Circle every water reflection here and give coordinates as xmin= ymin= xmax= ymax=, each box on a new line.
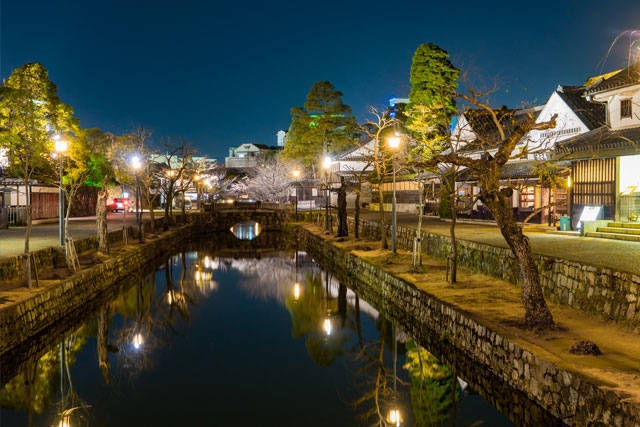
xmin=0 ymin=239 xmax=557 ymax=426
xmin=230 ymin=220 xmax=261 ymax=240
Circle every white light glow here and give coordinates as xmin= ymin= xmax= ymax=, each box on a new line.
xmin=294 ymin=283 xmax=300 ymax=300
xmin=323 ymin=318 xmax=332 ymax=335
xmin=131 ymin=156 xmax=142 ymax=170
xmin=133 ymin=333 xmax=143 ymax=349
xmin=323 ymin=157 xmax=332 ymax=169
xmin=55 ymin=139 xmax=68 ymax=153
xmin=388 ymin=137 xmax=400 ymax=149
xmin=388 ymin=409 xmax=401 ymax=426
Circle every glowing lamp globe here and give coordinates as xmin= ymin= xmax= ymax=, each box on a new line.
xmin=388 ymin=137 xmax=401 ymax=149
xmin=55 ymin=139 xmax=68 ymax=153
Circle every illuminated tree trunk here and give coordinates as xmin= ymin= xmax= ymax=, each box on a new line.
xmin=337 ymin=177 xmax=348 ymax=237
xmin=96 ymin=177 xmax=109 ymax=254
xmin=481 ymin=180 xmax=554 ymax=329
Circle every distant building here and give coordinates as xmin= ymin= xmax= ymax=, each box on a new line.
xmin=277 ymin=130 xmax=287 ymax=147
xmin=225 ymin=143 xmax=282 ymax=169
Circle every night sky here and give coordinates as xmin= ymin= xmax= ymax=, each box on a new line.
xmin=2 ymin=0 xmax=639 ymax=160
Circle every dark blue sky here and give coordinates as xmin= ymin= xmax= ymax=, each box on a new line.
xmin=2 ymin=0 xmax=639 ymax=160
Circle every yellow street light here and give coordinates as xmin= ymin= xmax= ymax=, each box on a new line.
xmin=567 ymin=176 xmax=572 ymax=188
xmin=388 ymin=137 xmax=401 ymax=149
xmin=292 ymin=169 xmax=300 ymax=178
xmin=55 ymin=139 xmax=68 ymax=153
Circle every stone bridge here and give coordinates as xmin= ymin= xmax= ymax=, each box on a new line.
xmin=201 ymin=204 xmax=292 ymax=232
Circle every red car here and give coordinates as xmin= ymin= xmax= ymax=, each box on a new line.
xmin=107 ymin=198 xmax=132 ymax=213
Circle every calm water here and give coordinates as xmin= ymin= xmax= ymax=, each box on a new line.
xmin=0 ymin=231 xmax=555 ymax=426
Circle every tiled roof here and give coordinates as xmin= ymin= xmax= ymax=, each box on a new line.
xmin=555 ymin=86 xmax=605 ymax=130
xmin=556 ymin=126 xmax=640 ymax=158
xmin=585 ymin=62 xmax=640 ymax=95
xmin=458 ymin=160 xmax=570 ymax=181
xmin=461 ymin=106 xmax=541 ymax=150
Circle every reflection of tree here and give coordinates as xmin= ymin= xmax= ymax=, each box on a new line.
xmin=403 ymin=340 xmax=458 ymax=426
xmin=0 ymin=334 xmax=86 ymax=420
xmin=352 ymin=317 xmax=402 ymax=427
xmin=284 ymin=270 xmax=354 ymax=366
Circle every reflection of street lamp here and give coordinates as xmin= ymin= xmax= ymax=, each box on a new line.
xmin=58 ymin=414 xmax=71 ymax=427
xmin=131 ymin=156 xmax=142 ymax=241
xmin=55 ymin=136 xmax=68 ymax=247
xmin=292 ymin=169 xmax=300 ymax=220
xmin=388 ymin=137 xmax=401 ymax=254
xmin=323 ymin=157 xmax=332 ymax=231
xmin=294 ymin=283 xmax=300 ymax=300
xmin=323 ymin=317 xmax=332 ymax=336
xmin=387 ymin=409 xmax=402 ymax=426
xmin=132 ymin=333 xmax=143 ymax=350
xmin=387 ymin=321 xmax=402 ymax=426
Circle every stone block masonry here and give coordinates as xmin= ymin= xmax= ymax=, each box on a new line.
xmin=0 ymin=222 xmax=195 ymax=356
xmin=294 ymin=225 xmax=640 ymax=426
xmin=319 ymin=213 xmax=640 ymax=330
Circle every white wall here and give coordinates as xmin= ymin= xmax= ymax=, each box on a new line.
xmin=592 ymin=84 xmax=640 ymax=130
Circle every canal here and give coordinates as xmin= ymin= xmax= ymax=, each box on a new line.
xmin=0 ymin=228 xmax=561 ymax=426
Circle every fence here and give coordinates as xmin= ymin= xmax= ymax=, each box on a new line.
xmin=7 ymin=207 xmax=27 ymax=226
xmin=0 ymin=208 xmax=7 ymax=229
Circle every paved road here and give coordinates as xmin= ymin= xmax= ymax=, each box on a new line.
xmin=351 ymin=210 xmax=640 ymax=275
xmin=0 ymin=212 xmax=165 ymax=259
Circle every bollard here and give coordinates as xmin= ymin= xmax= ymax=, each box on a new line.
xmin=123 ymin=227 xmax=128 ymax=246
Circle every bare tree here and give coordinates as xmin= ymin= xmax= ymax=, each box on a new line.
xmin=421 ymin=85 xmax=558 ymax=329
xmin=358 ymin=107 xmax=400 ymax=249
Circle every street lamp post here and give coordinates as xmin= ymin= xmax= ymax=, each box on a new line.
xmin=131 ymin=156 xmax=142 ymax=241
xmin=54 ymin=137 xmax=68 ymax=247
xmin=323 ymin=157 xmax=332 ymax=231
xmin=388 ymin=137 xmax=400 ymax=254
xmin=292 ymin=169 xmax=300 ymax=220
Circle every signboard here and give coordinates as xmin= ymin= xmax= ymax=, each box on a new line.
xmin=621 ymin=186 xmax=638 ymax=196
xmin=577 ymin=205 xmax=601 ymax=229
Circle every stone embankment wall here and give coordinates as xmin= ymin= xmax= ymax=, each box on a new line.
xmin=0 ymin=221 xmax=194 ymax=356
xmin=0 ymin=216 xmax=176 ymax=285
xmin=317 ymin=213 xmax=640 ymax=330
xmin=294 ymin=226 xmax=640 ymax=426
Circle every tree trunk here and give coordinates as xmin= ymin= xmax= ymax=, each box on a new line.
xmin=449 ymin=195 xmax=457 ymax=284
xmin=96 ymin=177 xmax=109 ymax=254
xmin=97 ymin=305 xmax=111 ymax=383
xmin=23 ymin=175 xmax=32 ymax=288
xmin=337 ymin=178 xmax=348 ymax=237
xmin=163 ymin=192 xmax=171 ymax=231
xmin=146 ymin=187 xmax=155 ymax=233
xmin=181 ymin=190 xmax=186 ymax=224
xmin=377 ymin=184 xmax=388 ymax=249
xmin=484 ymin=190 xmax=554 ymax=329
xmin=415 ymin=179 xmax=425 ymax=266
xmin=354 ymin=191 xmax=360 ymax=239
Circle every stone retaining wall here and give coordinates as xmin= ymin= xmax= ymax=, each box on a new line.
xmin=0 ymin=222 xmax=194 ymax=356
xmin=318 ymin=213 xmax=640 ymax=330
xmin=0 ymin=216 xmax=176 ymax=285
xmin=295 ymin=225 xmax=640 ymax=426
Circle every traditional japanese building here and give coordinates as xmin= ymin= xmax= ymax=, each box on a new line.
xmin=556 ymin=63 xmax=640 ymax=233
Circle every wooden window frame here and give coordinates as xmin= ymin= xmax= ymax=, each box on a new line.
xmin=621 ymin=98 xmax=632 ymax=119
